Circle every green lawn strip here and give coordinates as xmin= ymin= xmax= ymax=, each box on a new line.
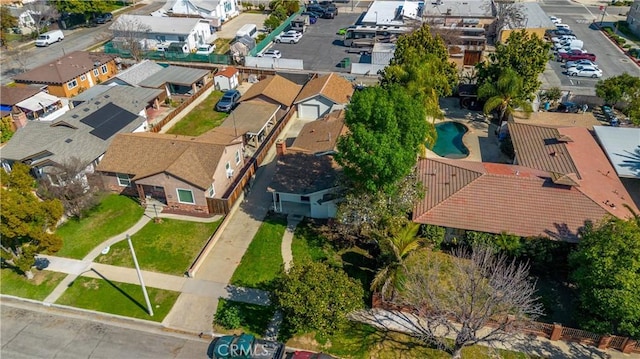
xmin=291 ymin=220 xmax=333 ymax=265
xmin=213 ymin=38 xmax=232 ymax=54
xmin=166 ymin=91 xmax=228 ymax=136
xmin=56 ymin=195 xmax=144 ymax=259
xmin=95 ymin=218 xmax=221 ymax=275
xmin=213 ymin=299 xmax=276 ymax=337
xmin=230 ymin=215 xmax=286 ymax=290
xmin=0 ymin=269 xmax=66 ymax=301
xmin=56 ymin=277 xmax=179 ymax=322
xmin=286 ymin=322 xmax=537 ymax=359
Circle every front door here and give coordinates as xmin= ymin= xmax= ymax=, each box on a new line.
xmin=143 ymin=184 xmax=167 ymax=204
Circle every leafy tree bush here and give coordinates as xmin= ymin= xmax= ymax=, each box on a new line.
xmin=539 ymin=87 xmax=562 ymax=105
xmin=419 ymin=224 xmax=446 ymax=249
xmin=214 ymin=304 xmax=242 ymax=329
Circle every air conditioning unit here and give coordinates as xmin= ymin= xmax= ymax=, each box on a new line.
xmin=226 ymin=169 xmax=234 ymax=178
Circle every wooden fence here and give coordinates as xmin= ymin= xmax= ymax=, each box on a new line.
xmin=149 ymin=78 xmax=214 ymax=133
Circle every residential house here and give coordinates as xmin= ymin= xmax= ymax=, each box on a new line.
xmin=6 ymin=6 xmax=36 ymax=33
xmin=138 ymin=65 xmax=211 ymax=97
xmin=214 ymin=66 xmax=239 ymax=91
xmin=0 ymin=86 xmax=66 ymax=129
xmin=627 ymin=0 xmax=640 ymax=38
xmin=110 ymin=14 xmax=216 ymax=53
xmin=268 ymin=110 xmax=346 ymax=218
xmin=499 ymin=3 xmax=556 ymax=43
xmin=0 ymin=98 xmax=148 ymax=184
xmin=294 ymin=73 xmax=354 ymax=119
xmin=103 ymin=60 xmax=164 ymax=87
xmin=412 ymin=123 xmax=639 ymax=241
xmin=239 ymin=75 xmax=302 ymax=118
xmin=13 ymin=51 xmax=119 ymax=98
xmin=162 ymin=0 xmax=239 ymax=25
xmin=218 ymin=101 xmax=279 ymax=148
xmin=96 ymin=131 xmax=244 ymax=216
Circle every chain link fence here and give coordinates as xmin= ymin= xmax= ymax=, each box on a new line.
xmin=104 ymin=42 xmax=232 ymax=64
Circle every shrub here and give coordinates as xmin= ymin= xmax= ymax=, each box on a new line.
xmin=214 ymin=304 xmax=242 ymax=329
xmin=420 ymin=224 xmax=446 ymax=249
xmin=258 ymin=4 xmax=265 ymax=11
xmin=623 ymin=44 xmax=632 ymax=48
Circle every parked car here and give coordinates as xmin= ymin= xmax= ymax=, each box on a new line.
xmin=259 ymin=49 xmax=282 ymax=58
xmin=94 ymin=13 xmax=113 ymax=24
xmin=556 ymin=102 xmax=580 ymax=113
xmin=275 ymin=31 xmax=302 ymax=43
xmin=564 ymin=59 xmax=598 ymax=69
xmin=549 ymin=16 xmax=562 ymax=24
xmin=196 ymin=44 xmax=216 ymax=55
xmin=306 ymin=5 xmax=327 ymax=15
xmin=556 ymin=24 xmax=571 ymax=31
xmin=321 ymin=8 xmax=337 ymax=18
xmin=558 ymin=51 xmax=596 ymax=62
xmin=602 ymin=105 xmax=619 ymax=124
xmin=35 ymin=29 xmax=64 ymax=46
xmin=557 ymin=47 xmax=587 ymax=55
xmin=300 ymin=12 xmax=318 ymax=24
xmin=215 ymin=90 xmax=241 ymax=112
xmin=302 ymin=10 xmax=324 ymax=19
xmin=566 ymin=65 xmax=603 ymax=78
xmin=551 ymin=35 xmax=577 ymax=43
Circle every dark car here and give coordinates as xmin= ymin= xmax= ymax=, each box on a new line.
xmin=215 ymin=90 xmax=241 ymax=112
xmin=556 ymin=102 xmax=580 ymax=113
xmin=601 ymin=105 xmax=619 ymax=123
xmin=301 ymin=12 xmax=319 ymax=23
xmin=324 ymin=6 xmax=338 ymax=17
xmin=306 ymin=5 xmax=327 ymax=16
xmin=94 ymin=13 xmax=113 ymax=24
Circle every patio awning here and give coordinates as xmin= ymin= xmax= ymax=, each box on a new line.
xmin=16 ymin=92 xmax=59 ymax=112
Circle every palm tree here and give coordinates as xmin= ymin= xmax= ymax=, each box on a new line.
xmin=371 ymin=222 xmax=424 ymax=300
xmin=478 ymin=68 xmax=533 ymax=123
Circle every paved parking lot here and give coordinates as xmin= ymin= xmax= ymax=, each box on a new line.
xmin=265 ymin=13 xmax=366 ymax=72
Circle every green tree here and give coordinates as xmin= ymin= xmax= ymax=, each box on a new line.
xmin=273 ymin=262 xmax=364 ymax=336
xmin=336 ymin=85 xmax=428 ymax=193
xmin=478 ymin=68 xmax=533 ymax=122
xmin=1 ymin=116 xmax=15 ymax=143
xmin=0 ymin=163 xmax=64 ymax=278
xmin=1 ymin=6 xmax=18 ymax=45
xmin=476 ymin=30 xmax=551 ymax=101
xmin=570 ymin=216 xmax=640 ymax=339
xmin=50 ymin=0 xmax=111 ymax=21
xmin=595 ymin=73 xmax=640 ymax=125
xmin=539 ymin=87 xmax=563 ymax=106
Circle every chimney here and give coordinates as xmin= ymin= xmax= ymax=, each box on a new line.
xmin=276 ymin=139 xmax=286 ymax=156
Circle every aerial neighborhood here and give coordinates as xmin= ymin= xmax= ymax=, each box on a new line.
xmin=1 ymin=0 xmax=640 ymax=358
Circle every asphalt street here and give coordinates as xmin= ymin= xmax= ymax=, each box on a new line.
xmin=1 ymin=300 xmax=210 ymax=359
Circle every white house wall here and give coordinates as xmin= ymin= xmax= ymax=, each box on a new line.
xmin=276 ymin=189 xmax=337 ymax=219
xmin=298 ymin=95 xmax=334 ymax=119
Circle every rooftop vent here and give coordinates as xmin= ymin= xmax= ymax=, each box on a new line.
xmin=65 ymin=138 xmax=72 ymax=143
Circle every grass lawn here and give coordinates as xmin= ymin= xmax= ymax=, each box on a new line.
xmin=95 ymin=218 xmax=222 ymax=275
xmin=230 ymin=215 xmax=287 ymax=290
xmin=213 ymin=299 xmax=276 ymax=337
xmin=286 ymin=322 xmax=539 ymax=359
xmin=213 ymin=38 xmax=233 ymax=54
xmin=166 ymin=91 xmax=228 ymax=136
xmin=56 ymin=277 xmax=179 ymax=322
xmin=0 ymin=269 xmax=66 ymax=301
xmin=56 ymin=195 xmax=144 ymax=259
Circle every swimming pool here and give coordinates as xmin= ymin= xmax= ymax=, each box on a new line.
xmin=432 ymin=121 xmax=470 ymax=159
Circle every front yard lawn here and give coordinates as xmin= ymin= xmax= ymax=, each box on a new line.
xmin=56 ymin=195 xmax=144 ymax=259
xmin=0 ymin=269 xmax=66 ymax=300
xmin=166 ymin=91 xmax=228 ymax=136
xmin=95 ymin=218 xmax=222 ymax=275
xmin=213 ymin=299 xmax=276 ymax=337
xmin=56 ymin=276 xmax=179 ymax=322
xmin=230 ymin=215 xmax=287 ymax=290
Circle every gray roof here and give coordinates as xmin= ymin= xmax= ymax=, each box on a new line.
xmin=107 ymin=60 xmax=164 ymax=86
xmin=110 ymin=14 xmax=207 ymax=35
xmin=138 ymin=65 xmax=210 ymax=88
xmin=219 ymin=101 xmax=279 ymax=134
xmin=1 ymin=101 xmax=146 ymax=172
xmin=71 ymin=85 xmax=164 ymax=114
xmin=593 ymin=126 xmax=640 ymax=179
xmin=164 ymin=0 xmax=220 ymax=12
xmin=422 ymin=0 xmax=494 ymax=18
xmin=516 ymin=3 xmax=556 ymax=29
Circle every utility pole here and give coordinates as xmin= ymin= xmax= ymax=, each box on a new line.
xmin=127 ymin=234 xmax=153 ymax=316
xmin=600 ymin=6 xmax=606 ymax=27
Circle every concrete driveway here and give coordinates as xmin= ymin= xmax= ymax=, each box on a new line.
xmin=216 ymin=13 xmax=269 ymax=39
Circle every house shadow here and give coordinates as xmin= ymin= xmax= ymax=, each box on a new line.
xmin=224 ymin=285 xmax=271 ymax=306
xmin=238 ymin=160 xmax=279 ymax=221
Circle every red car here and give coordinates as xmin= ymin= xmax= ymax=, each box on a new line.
xmin=557 ymin=51 xmax=596 ymax=63
xmin=290 ymin=351 xmax=335 ymax=359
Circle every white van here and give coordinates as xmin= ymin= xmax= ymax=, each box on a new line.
xmin=236 ymin=24 xmax=257 ymax=39
xmin=35 ymin=30 xmax=64 ymax=47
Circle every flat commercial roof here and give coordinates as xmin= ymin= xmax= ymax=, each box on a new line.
xmin=593 ymin=126 xmax=640 ymax=179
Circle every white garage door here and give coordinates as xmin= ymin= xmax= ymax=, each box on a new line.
xmin=299 ymin=103 xmax=320 ymax=119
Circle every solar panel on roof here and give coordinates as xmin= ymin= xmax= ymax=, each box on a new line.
xmin=80 ymin=102 xmax=138 ymax=140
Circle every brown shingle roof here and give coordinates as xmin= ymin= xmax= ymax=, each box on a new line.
xmin=268 ymin=152 xmax=340 ymax=194
xmin=96 ymin=132 xmax=229 ymax=189
xmin=240 ymin=75 xmax=302 ymax=107
xmin=13 ymin=51 xmax=116 ymax=85
xmin=0 ymin=86 xmax=42 ymax=105
xmin=294 ymin=73 xmax=354 ymax=105
xmin=289 ymin=110 xmax=346 ymax=154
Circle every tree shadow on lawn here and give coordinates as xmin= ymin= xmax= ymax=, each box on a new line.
xmin=341 ymin=250 xmax=376 ymax=302
xmin=69 ymin=268 xmax=149 ymax=315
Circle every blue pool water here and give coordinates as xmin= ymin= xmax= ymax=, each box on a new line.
xmin=432 ymin=121 xmax=470 ymax=158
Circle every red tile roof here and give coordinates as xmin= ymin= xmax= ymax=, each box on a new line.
xmin=215 ymin=66 xmax=238 ymax=78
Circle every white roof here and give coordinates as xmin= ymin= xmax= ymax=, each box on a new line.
xmin=110 ymin=14 xmax=208 ymax=35
xmin=593 ymin=126 xmax=640 ymax=179
xmin=16 ymin=92 xmax=60 ymax=112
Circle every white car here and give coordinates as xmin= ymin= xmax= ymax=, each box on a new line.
xmin=549 ymin=16 xmax=562 ymax=24
xmin=564 ymin=59 xmax=598 ymax=69
xmin=552 ymin=35 xmax=577 ymax=43
xmin=556 ymin=24 xmax=571 ymax=31
xmin=567 ymin=65 xmax=602 ymax=78
xmin=557 ymin=47 xmax=587 ymax=54
xmin=195 ymin=44 xmax=216 ymax=55
xmin=275 ymin=31 xmax=302 ymax=44
xmin=259 ymin=49 xmax=282 ymax=58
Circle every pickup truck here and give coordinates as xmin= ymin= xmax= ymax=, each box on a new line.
xmin=557 ymin=51 xmax=596 ymax=63
xmin=208 ymin=334 xmax=285 ymax=359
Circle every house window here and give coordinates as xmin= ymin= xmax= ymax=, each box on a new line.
xmin=207 ymin=184 xmax=216 ymax=198
xmin=235 ymin=149 xmax=241 ymax=164
xmin=80 ymin=74 xmax=86 ymax=81
xmin=100 ymin=64 xmax=108 ymax=74
xmin=225 ymin=161 xmax=231 ymax=170
xmin=67 ymin=79 xmax=78 ymax=89
xmin=224 ymin=1 xmax=232 ymax=11
xmin=116 ymin=173 xmax=131 ymax=187
xmin=225 ymin=161 xmax=234 ymax=178
xmin=301 ymin=196 xmax=310 ymax=202
xmin=93 ymin=69 xmax=99 ymax=76
xmin=177 ymin=188 xmax=195 ymax=204
xmin=178 ymin=36 xmax=185 ymax=42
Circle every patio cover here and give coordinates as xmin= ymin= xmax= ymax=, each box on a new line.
xmin=16 ymin=92 xmax=59 ymax=112
xmin=593 ymin=126 xmax=640 ymax=179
